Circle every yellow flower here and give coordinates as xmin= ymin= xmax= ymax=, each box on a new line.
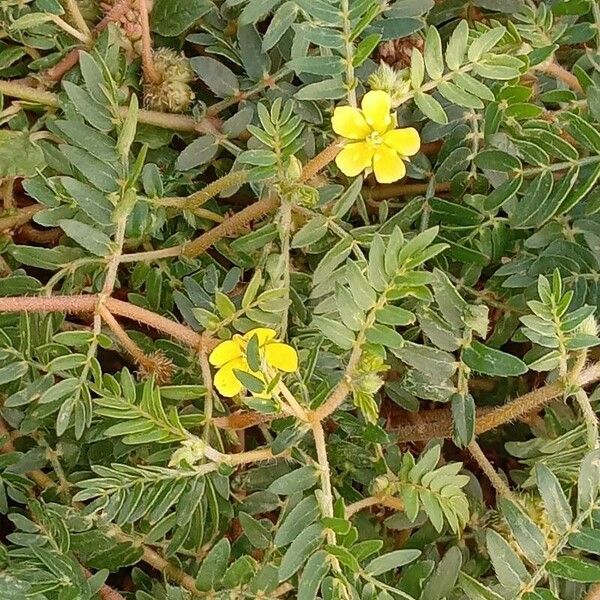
xmin=332 ymin=90 xmax=421 ymax=184
xmin=208 ymin=327 xmax=298 ymax=397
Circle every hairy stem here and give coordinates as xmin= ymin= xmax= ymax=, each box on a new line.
xmin=575 ymin=388 xmax=599 ymax=450
xmin=154 ymin=170 xmax=249 ymax=210
xmin=394 ymin=362 xmax=600 ymax=442
xmin=98 ymin=306 xmax=158 ymax=373
xmin=138 ymin=0 xmax=159 ymax=84
xmin=199 ymin=350 xmax=214 ymax=442
xmin=345 ymin=495 xmax=404 ymax=518
xmin=62 ymin=0 xmax=91 ymax=38
xmin=312 ymin=420 xmax=335 ymax=543
xmin=468 ymin=440 xmax=516 ymax=502
xmin=535 ymin=59 xmax=584 ymax=94
xmin=0 ymin=295 xmax=210 ymax=350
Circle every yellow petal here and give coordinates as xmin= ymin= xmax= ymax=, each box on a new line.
xmin=264 ymin=343 xmax=298 ymax=373
xmin=209 ymin=339 xmax=243 ymax=367
xmin=382 ymin=127 xmax=421 ymax=157
xmin=214 ymin=365 xmax=244 ymax=397
xmin=373 ymin=146 xmax=406 ymax=184
xmin=361 ymin=90 xmax=392 ymax=134
xmin=243 ymin=327 xmax=277 ymax=346
xmin=335 ymin=142 xmax=374 ymax=177
xmin=331 ymin=106 xmax=371 ymax=140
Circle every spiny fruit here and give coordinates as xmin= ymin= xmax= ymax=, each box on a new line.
xmin=143 ymin=48 xmax=195 ymax=113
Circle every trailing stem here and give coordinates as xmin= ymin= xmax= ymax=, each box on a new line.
xmin=312 ymin=419 xmax=335 ymax=543
xmin=468 ymin=440 xmax=517 ymax=503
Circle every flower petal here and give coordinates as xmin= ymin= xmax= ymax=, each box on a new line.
xmin=243 ymin=327 xmax=277 ymax=346
xmin=382 ymin=127 xmax=421 ymax=157
xmin=361 ymin=90 xmax=392 ymax=134
xmin=214 ymin=365 xmax=244 ymax=397
xmin=264 ymin=343 xmax=299 ymax=372
xmin=331 ymin=106 xmax=371 ymax=140
xmin=335 ymin=142 xmax=374 ymax=177
xmin=373 ymin=146 xmax=406 ymax=184
xmin=209 ymin=339 xmax=243 ymax=367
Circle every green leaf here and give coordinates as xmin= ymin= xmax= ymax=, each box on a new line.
xmin=365 ymin=549 xmax=421 ymax=576
xmin=535 ymin=463 xmax=572 ymax=533
xmin=353 ymin=34 xmax=381 ymax=67
xmin=275 ymin=496 xmax=319 ymax=548
xmin=312 ymin=316 xmax=355 ymax=350
xmin=365 ymin=324 xmax=404 ymax=349
xmin=191 ymin=57 xmax=238 ymax=97
xmin=59 ymin=220 xmax=113 ymax=257
xmin=424 ymin=27 xmax=444 ymax=80
xmin=239 ymin=512 xmax=271 ymax=548
xmin=467 ymin=26 xmax=506 ymax=62
xmin=62 ymin=82 xmax=113 ymax=131
xmin=438 ymin=81 xmax=483 ymax=109
xmin=510 ymin=170 xmax=555 ymax=229
xmin=452 ymin=392 xmax=475 ymax=447
xmin=289 ymin=56 xmax=344 ymax=76
xmin=445 ymin=20 xmax=469 ymax=71
xmin=459 ymin=572 xmax=503 ymax=600
xmin=295 ymin=79 xmax=347 ymax=101
xmin=547 ymin=557 xmax=600 ymax=582
xmin=291 ymin=216 xmax=328 ymax=248
xmin=297 ymin=550 xmax=329 ymax=600
xmin=499 ymin=499 xmax=546 ymax=564
xmin=462 ymin=341 xmax=527 ymax=376
xmin=196 ymin=538 xmax=231 ymax=591
xmin=279 ymin=523 xmax=324 ymax=581
xmin=269 ymin=467 xmax=319 ymax=495
xmin=176 ymin=135 xmax=218 ymax=171
xmin=421 ymin=546 xmax=462 ymax=600
xmin=151 ymin=0 xmax=211 ymax=35
xmin=0 ymin=131 xmax=45 ymax=177
xmin=414 ymin=91 xmax=447 ymax=124
xmin=578 ymin=449 xmax=600 ymax=513
xmin=474 ymin=150 xmax=520 ymax=173
xmin=485 ymin=529 xmax=527 ymax=590
xmin=263 ymin=2 xmax=297 ymax=51
xmin=0 ymin=361 xmax=28 ymax=385
xmin=570 ymin=528 xmax=600 ymax=554
xmin=239 ymin=0 xmax=281 ymax=26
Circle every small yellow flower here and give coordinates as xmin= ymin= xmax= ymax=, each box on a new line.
xmin=209 ymin=327 xmax=298 ymax=397
xmin=332 ymin=90 xmax=421 ymax=184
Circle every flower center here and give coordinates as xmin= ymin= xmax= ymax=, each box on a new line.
xmin=367 ymin=131 xmax=383 ymax=146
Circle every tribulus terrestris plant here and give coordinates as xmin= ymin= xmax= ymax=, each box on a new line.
xmin=0 ymin=0 xmax=600 ymax=599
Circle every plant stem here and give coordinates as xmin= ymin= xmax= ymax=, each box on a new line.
xmin=61 ymin=0 xmax=91 ymax=38
xmin=345 ymin=495 xmax=404 ymax=518
xmin=535 ymin=59 xmax=584 ymax=94
xmin=0 ymin=295 xmax=210 ymax=350
xmin=83 ymin=568 xmax=126 ymax=600
xmin=49 ymin=15 xmax=90 ymax=43
xmin=138 ymin=0 xmax=159 ymax=84
xmin=312 ymin=420 xmax=335 ymax=543
xmin=277 ymin=381 xmax=308 ymax=421
xmin=98 ymin=305 xmax=157 ymax=372
xmin=1 ymin=178 xmax=15 ymax=210
xmin=468 ymin=440 xmax=517 ymax=502
xmin=122 ymin=140 xmax=343 ymax=263
xmin=394 ymin=361 xmax=600 ymax=442
xmin=199 ymin=350 xmax=214 ymax=442
xmin=277 ymin=199 xmax=292 ymax=336
xmin=340 ymin=0 xmax=357 ymax=107
xmin=154 ymin=170 xmax=249 ymax=210
xmin=575 ymin=388 xmax=599 ymax=450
